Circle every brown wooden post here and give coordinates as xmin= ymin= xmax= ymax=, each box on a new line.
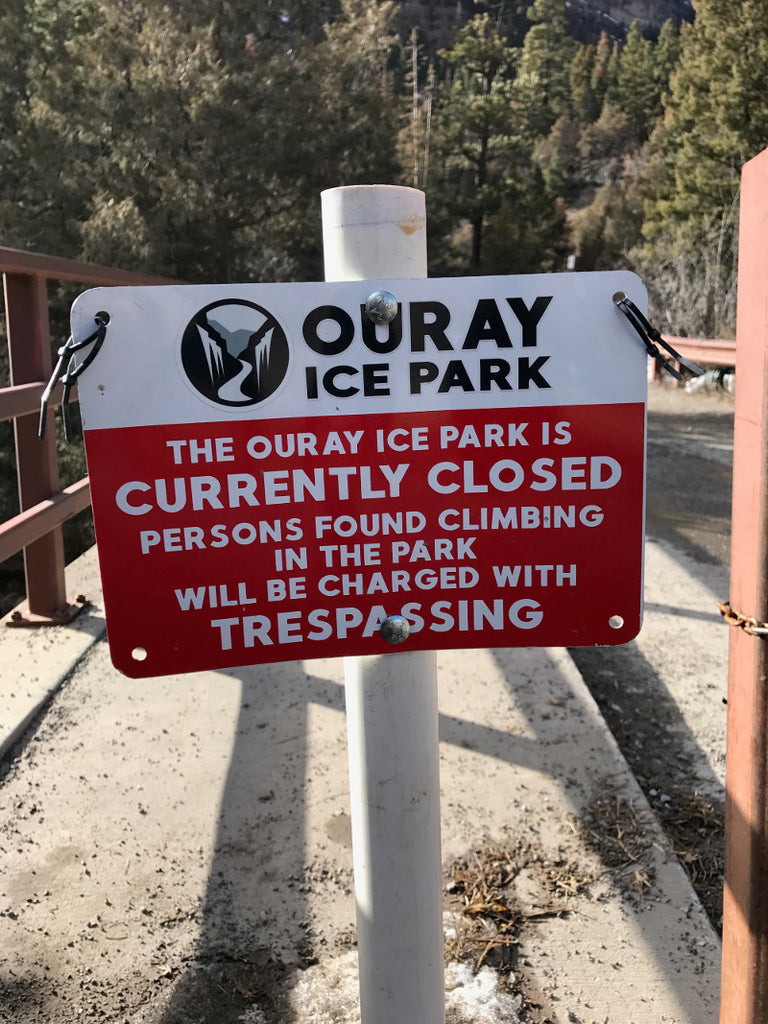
xmin=720 ymin=146 xmax=768 ymax=1022
xmin=4 ymin=271 xmax=72 ymax=620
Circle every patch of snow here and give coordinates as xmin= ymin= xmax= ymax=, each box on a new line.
xmin=445 ymin=963 xmax=522 ymax=1024
xmin=287 ymin=951 xmax=361 ymax=1022
xmin=277 ymin=952 xmax=521 ymax=1024
xmin=238 ymin=1008 xmax=268 ymax=1024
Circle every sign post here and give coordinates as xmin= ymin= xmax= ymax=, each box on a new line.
xmin=321 ymin=185 xmax=445 ymax=1024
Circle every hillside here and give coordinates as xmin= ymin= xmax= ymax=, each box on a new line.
xmin=567 ymin=0 xmax=693 ymax=37
xmin=397 ymin=0 xmax=693 ymax=53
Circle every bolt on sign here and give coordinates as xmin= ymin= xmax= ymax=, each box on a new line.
xmin=71 ymin=272 xmax=647 ymax=677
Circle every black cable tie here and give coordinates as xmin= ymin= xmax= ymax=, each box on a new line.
xmin=613 ymin=293 xmax=705 ymax=381
xmin=38 ymin=313 xmax=109 ymax=443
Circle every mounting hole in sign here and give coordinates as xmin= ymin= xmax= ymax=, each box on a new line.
xmin=131 ymin=647 xmax=148 ymax=662
xmin=608 ymin=615 xmax=624 ymax=630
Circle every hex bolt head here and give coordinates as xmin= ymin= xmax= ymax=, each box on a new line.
xmin=365 ymin=290 xmax=399 ymax=325
xmin=380 ymin=614 xmax=411 ymax=645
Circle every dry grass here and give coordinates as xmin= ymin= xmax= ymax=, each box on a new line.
xmin=659 ymin=790 xmax=724 ymax=930
xmin=575 ymin=791 xmax=658 ymax=897
xmin=443 ymin=843 xmax=572 ymax=978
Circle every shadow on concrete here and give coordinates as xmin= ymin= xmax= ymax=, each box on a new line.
xmin=155 ymin=637 xmax=721 ymax=1023
xmin=156 ymin=660 xmax=579 ymax=1023
xmin=489 ymin=644 xmax=721 ymax=1023
xmin=156 ymin=664 xmax=346 ymax=1024
xmin=568 ymin=639 xmax=725 ymax=928
xmin=158 ymin=397 xmax=731 ymax=1020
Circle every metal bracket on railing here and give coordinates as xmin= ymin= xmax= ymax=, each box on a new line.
xmin=6 ymin=593 xmax=90 ymax=629
xmin=38 ymin=313 xmax=109 ymax=443
xmin=613 ymin=292 xmax=705 ymax=381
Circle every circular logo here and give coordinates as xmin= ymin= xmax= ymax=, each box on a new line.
xmin=180 ymin=299 xmax=290 ymax=407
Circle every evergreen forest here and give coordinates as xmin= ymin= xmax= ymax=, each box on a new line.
xmin=1 ymin=0 xmax=767 ymax=606
xmin=2 ymin=0 xmax=767 ymax=333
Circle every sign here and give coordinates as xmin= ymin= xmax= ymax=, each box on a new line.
xmin=71 ymin=272 xmax=647 ymax=677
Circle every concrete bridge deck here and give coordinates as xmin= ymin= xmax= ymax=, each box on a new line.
xmin=0 ymin=384 xmax=732 ymax=1023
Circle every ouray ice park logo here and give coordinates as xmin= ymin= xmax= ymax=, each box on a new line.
xmin=180 ymin=299 xmax=290 ymax=407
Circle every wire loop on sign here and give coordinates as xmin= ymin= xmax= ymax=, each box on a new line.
xmin=38 ymin=314 xmax=109 ymax=443
xmin=613 ymin=292 xmax=705 ymax=381
xmin=718 ymin=601 xmax=768 ymax=638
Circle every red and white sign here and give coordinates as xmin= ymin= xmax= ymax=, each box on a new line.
xmin=71 ymin=272 xmax=647 ymax=677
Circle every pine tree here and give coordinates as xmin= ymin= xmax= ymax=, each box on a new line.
xmin=512 ymin=0 xmax=577 ymax=143
xmin=0 ymin=0 xmax=102 ymax=255
xmin=482 ymin=172 xmax=567 ymax=274
xmin=570 ymin=43 xmax=599 ymax=124
xmin=427 ymin=13 xmax=519 ymax=271
xmin=577 ymin=104 xmax=635 ymax=185
xmin=637 ymin=0 xmax=767 ymax=335
xmin=533 ymin=115 xmax=580 ymax=198
xmin=614 ymin=21 xmax=658 ymax=142
xmin=570 ymin=178 xmax=643 ymax=271
xmin=559 ymin=18 xmax=682 ymax=275
xmin=569 ymin=31 xmax=618 ymax=127
xmin=297 ymin=1 xmax=402 ymax=193
xmin=592 ymin=31 xmax=618 ymax=112
xmin=654 ymin=18 xmax=681 ymax=101
xmin=1 ymin=0 xmax=403 ymax=283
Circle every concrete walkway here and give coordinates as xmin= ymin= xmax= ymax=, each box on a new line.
xmin=0 ymin=531 xmax=724 ymax=1023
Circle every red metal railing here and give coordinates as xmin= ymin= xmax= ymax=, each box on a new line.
xmin=665 ymin=336 xmax=736 ymax=367
xmin=0 ymin=244 xmax=736 ymax=626
xmin=651 ymin=335 xmax=736 ymax=382
xmin=0 ymin=247 xmax=178 ymax=625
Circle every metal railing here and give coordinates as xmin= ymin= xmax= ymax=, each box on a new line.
xmin=0 ymin=244 xmax=736 ymax=625
xmin=652 ymin=334 xmax=736 ymax=381
xmin=0 ymin=246 xmax=178 ymax=625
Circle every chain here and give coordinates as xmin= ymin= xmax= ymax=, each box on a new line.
xmin=718 ymin=601 xmax=768 ymax=638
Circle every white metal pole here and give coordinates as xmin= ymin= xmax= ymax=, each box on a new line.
xmin=321 ymin=185 xmax=445 ymax=1024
